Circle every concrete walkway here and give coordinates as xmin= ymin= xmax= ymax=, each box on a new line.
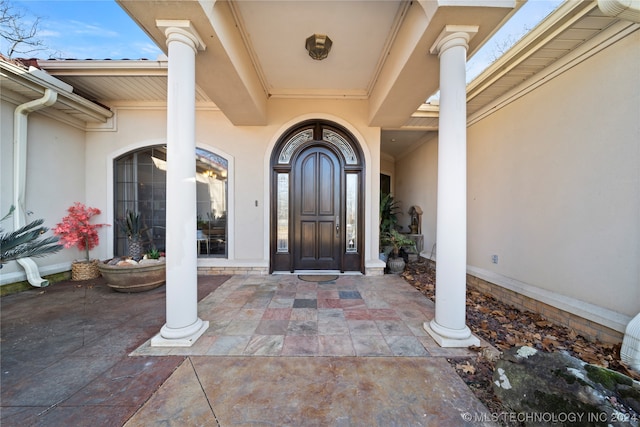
xmin=1 ymin=273 xmax=495 ymax=426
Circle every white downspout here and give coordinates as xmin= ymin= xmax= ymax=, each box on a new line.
xmin=13 ymin=88 xmax=58 ymax=287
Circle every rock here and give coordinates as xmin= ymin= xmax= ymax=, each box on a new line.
xmin=493 ymin=345 xmax=640 ymax=426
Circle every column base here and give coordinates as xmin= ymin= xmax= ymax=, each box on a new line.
xmin=151 ymin=320 xmax=209 ymax=347
xmin=423 ymin=320 xmax=480 ymax=348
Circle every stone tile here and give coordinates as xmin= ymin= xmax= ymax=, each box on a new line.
xmin=404 ymin=319 xmax=429 ymax=337
xmin=385 ymin=336 xmax=430 ymax=356
xmin=318 ymin=336 xmax=355 ymax=356
xmin=317 ymin=290 xmax=339 ymax=299
xmin=243 ymin=335 xmax=284 ymax=356
xmin=206 ymin=336 xmax=251 ymax=355
xmin=362 ymin=298 xmax=391 ymax=309
xmin=340 ymin=299 xmax=366 ymax=309
xmin=223 ymin=320 xmax=260 ymax=336
xmin=274 ymin=290 xmax=297 ymax=298
xmin=207 ymin=320 xmax=232 ymax=334
xmin=351 ymin=335 xmax=392 ymax=356
xmin=262 ymin=308 xmax=292 ymax=320
xmin=168 ymin=335 xmax=217 ymax=355
xmin=318 ymin=308 xmax=345 ymax=320
xmin=236 ymin=308 xmax=266 ymax=320
xmin=347 ymin=320 xmax=381 ymax=336
xmin=281 ymin=336 xmax=318 ymax=356
xmin=297 ymin=282 xmax=317 ymax=291
xmin=290 ymin=308 xmax=317 ymax=321
xmin=292 ymin=298 xmax=317 ymax=308
xmin=338 ymin=290 xmax=362 ymax=299
xmin=287 ymin=320 xmax=318 ymax=336
xmin=243 ymin=297 xmax=272 ymax=309
xmin=344 ymin=308 xmax=372 ymax=320
xmin=317 ymin=298 xmax=342 ymax=309
xmin=368 ymin=309 xmax=400 ymax=320
xmin=295 ymin=291 xmax=317 ymax=299
xmin=376 ymin=320 xmax=413 ymax=336
xmin=268 ymin=297 xmax=294 ymax=308
xmin=318 ymin=318 xmax=350 ymax=335
xmin=255 ymin=320 xmax=289 ymax=335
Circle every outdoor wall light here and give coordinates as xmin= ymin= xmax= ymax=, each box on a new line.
xmin=305 ymin=34 xmax=332 ymax=60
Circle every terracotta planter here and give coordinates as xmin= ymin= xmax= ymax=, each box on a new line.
xmin=98 ymin=259 xmax=166 ymax=293
xmin=386 ymin=256 xmax=405 ymax=274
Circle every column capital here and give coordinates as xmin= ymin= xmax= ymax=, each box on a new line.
xmin=156 ymin=19 xmax=206 ymax=52
xmin=429 ymin=25 xmax=479 ymax=56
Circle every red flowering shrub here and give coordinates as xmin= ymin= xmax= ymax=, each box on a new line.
xmin=53 ymin=203 xmax=108 ymax=262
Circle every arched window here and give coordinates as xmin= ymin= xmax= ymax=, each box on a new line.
xmin=114 ymin=146 xmax=228 ymax=258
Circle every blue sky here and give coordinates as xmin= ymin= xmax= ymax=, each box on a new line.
xmin=6 ymin=0 xmax=563 ymax=73
xmin=7 ymin=0 xmax=163 ymax=59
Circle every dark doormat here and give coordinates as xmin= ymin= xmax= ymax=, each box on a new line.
xmin=298 ymin=275 xmax=339 ymax=283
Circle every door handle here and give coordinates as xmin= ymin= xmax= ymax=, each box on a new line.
xmin=336 ymin=216 xmax=340 ymax=236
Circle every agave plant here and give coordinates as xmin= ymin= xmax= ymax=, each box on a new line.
xmin=118 ymin=211 xmax=146 ymax=261
xmin=0 ymin=206 xmax=62 ymax=269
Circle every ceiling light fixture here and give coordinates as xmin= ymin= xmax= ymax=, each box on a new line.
xmin=305 ymin=34 xmax=332 ymax=60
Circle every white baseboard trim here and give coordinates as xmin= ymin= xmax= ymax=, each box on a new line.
xmin=196 ymin=259 xmax=268 ymax=268
xmin=466 ymin=265 xmax=631 ymax=334
xmin=419 ymin=253 xmax=630 ymax=334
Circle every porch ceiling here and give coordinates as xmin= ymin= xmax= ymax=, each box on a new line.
xmin=23 ymin=1 xmax=631 ymax=159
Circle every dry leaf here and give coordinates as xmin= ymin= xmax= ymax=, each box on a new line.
xmin=456 ymin=362 xmax=476 ymax=375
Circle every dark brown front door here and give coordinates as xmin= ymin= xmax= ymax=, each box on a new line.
xmin=293 ymin=146 xmax=341 ymax=270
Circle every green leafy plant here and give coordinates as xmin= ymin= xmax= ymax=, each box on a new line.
xmin=118 ymin=211 xmax=143 ymax=239
xmin=118 ymin=211 xmax=147 ymax=261
xmin=1 ymin=206 xmax=62 ymax=268
xmin=380 ymin=229 xmax=416 ymax=259
xmin=380 ymin=193 xmax=401 ymax=234
xmin=145 ymin=248 xmax=162 ymax=260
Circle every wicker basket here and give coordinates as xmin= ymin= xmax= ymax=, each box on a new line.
xmin=71 ymin=259 xmax=101 ymax=281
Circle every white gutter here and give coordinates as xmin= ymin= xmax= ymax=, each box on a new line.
xmin=598 ymin=0 xmax=640 ymax=23
xmin=13 ymin=87 xmax=58 ymax=287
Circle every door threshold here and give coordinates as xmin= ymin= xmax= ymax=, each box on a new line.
xmin=272 ymin=270 xmax=363 ymax=276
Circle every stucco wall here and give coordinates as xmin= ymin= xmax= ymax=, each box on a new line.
xmin=394 ymin=134 xmax=438 ymax=254
xmin=83 ymin=98 xmax=383 ymax=271
xmin=395 ymin=30 xmax=640 ymax=319
xmin=467 ymin=31 xmax=639 ymax=317
xmin=1 ymin=100 xmax=88 ymax=283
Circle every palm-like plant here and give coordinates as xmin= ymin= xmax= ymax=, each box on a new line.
xmin=379 ymin=193 xmax=401 ymax=234
xmin=0 ymin=206 xmax=61 ymax=268
xmin=118 ymin=211 xmax=145 ymax=261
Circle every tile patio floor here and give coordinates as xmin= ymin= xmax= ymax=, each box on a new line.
xmin=132 ymin=274 xmax=479 ymax=359
xmin=2 ymin=273 xmax=497 ymax=426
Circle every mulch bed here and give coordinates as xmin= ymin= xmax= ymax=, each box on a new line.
xmin=402 ymin=258 xmax=639 ymax=426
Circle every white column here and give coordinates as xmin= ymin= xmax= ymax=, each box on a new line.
xmin=151 ymin=21 xmax=208 ymax=347
xmin=424 ymin=26 xmax=480 ymax=348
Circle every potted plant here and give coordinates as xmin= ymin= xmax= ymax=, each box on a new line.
xmin=380 ymin=229 xmax=416 ymax=274
xmin=118 ymin=211 xmax=145 ymax=261
xmin=379 ymin=193 xmax=402 ymax=262
xmin=98 ymin=248 xmax=166 ymax=293
xmin=53 ymin=203 xmax=108 ymax=280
